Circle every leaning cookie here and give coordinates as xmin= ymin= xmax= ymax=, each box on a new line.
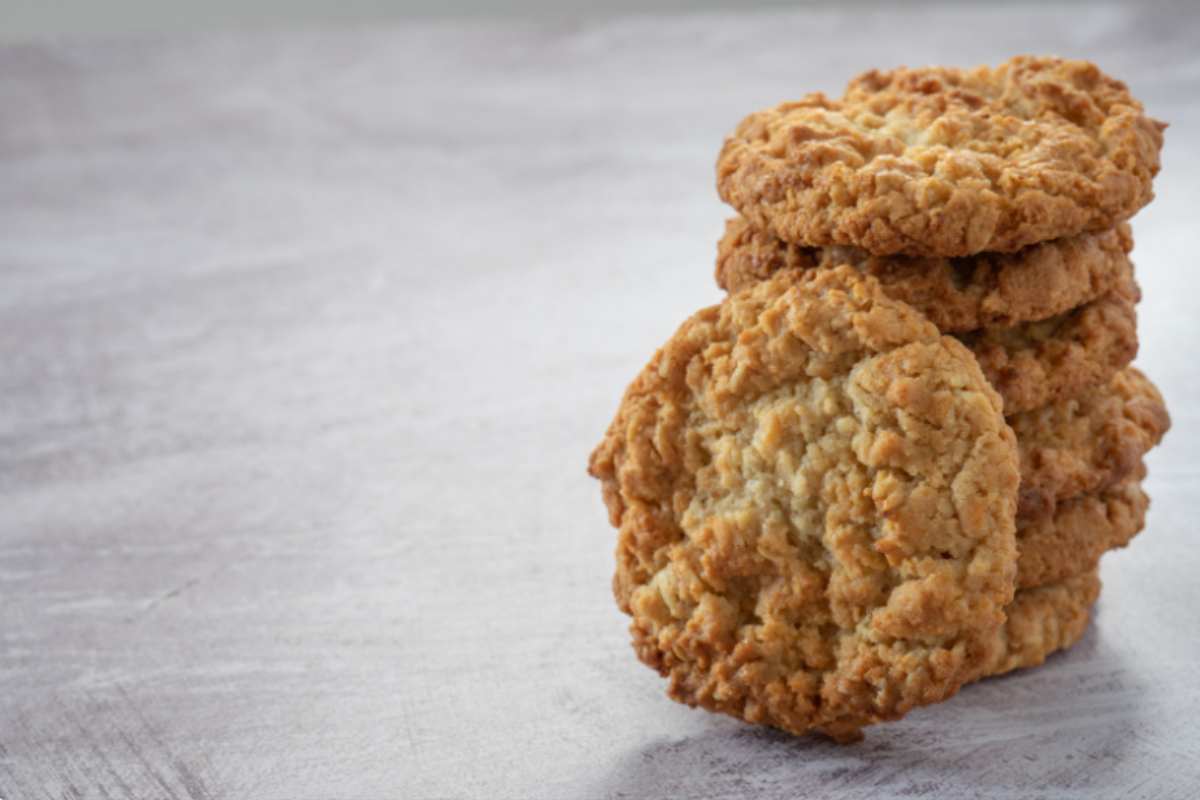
xmin=588 ymin=266 xmax=1019 ymax=740
xmin=717 ymin=56 xmax=1164 ymax=256
xmin=971 ymin=569 xmax=1100 ymax=680
xmin=956 ymin=283 xmax=1139 ymax=415
xmin=1015 ymin=475 xmax=1147 ymax=591
xmin=1012 ymin=368 xmax=1169 ymax=520
xmin=715 ymin=217 xmax=1134 ymax=332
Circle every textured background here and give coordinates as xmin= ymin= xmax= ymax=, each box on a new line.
xmin=0 ymin=0 xmax=1022 ymax=38
xmin=2 ymin=4 xmax=1198 ymax=798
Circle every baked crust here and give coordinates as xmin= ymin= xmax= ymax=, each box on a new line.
xmin=715 ymin=216 xmax=1133 ymax=332
xmin=956 ymin=280 xmax=1139 ymax=415
xmin=588 ymin=266 xmax=1019 ymax=738
xmin=1012 ymin=368 xmax=1168 ymax=520
xmin=1015 ymin=475 xmax=1147 ymax=591
xmin=972 ymin=569 xmax=1100 ymax=680
xmin=717 ymin=56 xmax=1164 ymax=256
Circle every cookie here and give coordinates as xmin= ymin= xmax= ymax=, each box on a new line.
xmin=1012 ymin=368 xmax=1169 ymax=520
xmin=588 ymin=266 xmax=1019 ymax=739
xmin=956 ymin=282 xmax=1139 ymax=415
xmin=718 ymin=56 xmax=1164 ymax=257
xmin=1015 ymin=475 xmax=1147 ymax=591
xmin=973 ymin=569 xmax=1100 ymax=680
xmin=715 ymin=217 xmax=1134 ymax=332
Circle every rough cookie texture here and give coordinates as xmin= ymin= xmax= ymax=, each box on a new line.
xmin=715 ymin=217 xmax=1134 ymax=332
xmin=588 ymin=266 xmax=1019 ymax=739
xmin=1015 ymin=475 xmax=1147 ymax=591
xmin=956 ymin=280 xmax=1139 ymax=415
xmin=717 ymin=56 xmax=1165 ymax=256
xmin=1012 ymin=368 xmax=1168 ymax=519
xmin=973 ymin=569 xmax=1100 ymax=680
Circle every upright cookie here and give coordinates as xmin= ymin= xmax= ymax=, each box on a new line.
xmin=973 ymin=569 xmax=1100 ymax=680
xmin=956 ymin=282 xmax=1139 ymax=415
xmin=1015 ymin=475 xmax=1147 ymax=591
xmin=715 ymin=217 xmax=1134 ymax=332
xmin=588 ymin=267 xmax=1019 ymax=739
xmin=1012 ymin=368 xmax=1169 ymax=519
xmin=718 ymin=56 xmax=1164 ymax=256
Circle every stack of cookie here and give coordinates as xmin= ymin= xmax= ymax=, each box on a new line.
xmin=589 ymin=56 xmax=1168 ymax=741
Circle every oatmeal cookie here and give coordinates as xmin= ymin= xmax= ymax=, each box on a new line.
xmin=588 ymin=266 xmax=1019 ymax=738
xmin=973 ymin=569 xmax=1100 ymax=679
xmin=717 ymin=56 xmax=1164 ymax=256
xmin=956 ymin=281 xmax=1139 ymax=415
xmin=715 ymin=217 xmax=1133 ymax=332
xmin=1012 ymin=368 xmax=1168 ymax=519
xmin=1015 ymin=475 xmax=1147 ymax=591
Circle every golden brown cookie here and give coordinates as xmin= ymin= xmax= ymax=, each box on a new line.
xmin=717 ymin=56 xmax=1165 ymax=257
xmin=588 ymin=266 xmax=1019 ymax=739
xmin=1015 ymin=475 xmax=1147 ymax=591
xmin=956 ymin=282 xmax=1139 ymax=415
xmin=1012 ymin=368 xmax=1169 ymax=520
xmin=973 ymin=569 xmax=1100 ymax=680
xmin=715 ymin=217 xmax=1134 ymax=332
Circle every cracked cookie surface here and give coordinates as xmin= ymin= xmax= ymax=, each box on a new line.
xmin=717 ymin=56 xmax=1164 ymax=256
xmin=588 ymin=266 xmax=1019 ymax=739
xmin=1012 ymin=368 xmax=1168 ymax=520
xmin=716 ymin=217 xmax=1134 ymax=332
